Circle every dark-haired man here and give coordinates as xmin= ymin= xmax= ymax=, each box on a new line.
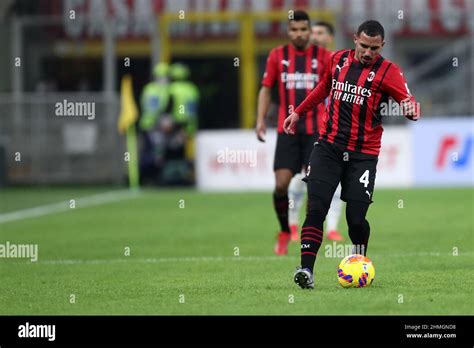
xmin=311 ymin=21 xmax=335 ymax=49
xmin=284 ymin=20 xmax=420 ymax=288
xmin=288 ymin=19 xmax=345 ymax=242
xmin=256 ymin=10 xmax=331 ymax=255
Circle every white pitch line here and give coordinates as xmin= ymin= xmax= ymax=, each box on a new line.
xmin=0 ymin=190 xmax=140 ymax=224
xmin=21 ymin=251 xmax=474 ymax=265
xmin=39 ymin=256 xmax=289 ymax=265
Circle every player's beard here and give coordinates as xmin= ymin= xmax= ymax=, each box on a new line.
xmin=292 ymin=38 xmax=308 ymax=50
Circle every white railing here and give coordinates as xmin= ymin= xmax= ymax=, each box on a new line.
xmin=0 ymin=92 xmax=125 ymax=184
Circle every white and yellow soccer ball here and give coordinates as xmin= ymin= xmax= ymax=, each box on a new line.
xmin=337 ymin=254 xmax=375 ymax=288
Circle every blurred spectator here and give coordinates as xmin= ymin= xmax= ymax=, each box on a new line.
xmin=139 ymin=62 xmax=171 ymax=131
xmin=168 ymin=62 xmax=200 ymax=160
xmin=139 ymin=62 xmax=195 ymax=186
xmin=139 ymin=62 xmax=171 ymax=185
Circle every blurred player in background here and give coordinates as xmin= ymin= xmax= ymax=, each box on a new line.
xmin=284 ymin=20 xmax=420 ymax=289
xmin=311 ymin=21 xmax=335 ymax=48
xmin=288 ymin=20 xmax=345 ymax=242
xmin=256 ymin=10 xmax=331 ymax=255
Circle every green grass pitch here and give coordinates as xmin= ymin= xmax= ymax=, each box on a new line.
xmin=0 ymin=187 xmax=473 ymax=315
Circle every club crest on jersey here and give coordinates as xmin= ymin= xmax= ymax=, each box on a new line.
xmin=367 ymin=71 xmax=375 ymax=82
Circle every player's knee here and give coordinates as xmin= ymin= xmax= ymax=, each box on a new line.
xmin=306 ymin=196 xmax=330 ymax=220
xmin=274 ymin=184 xmax=288 ymax=196
xmin=346 ymin=201 xmax=370 ymax=231
xmin=275 ymin=178 xmax=291 ymax=195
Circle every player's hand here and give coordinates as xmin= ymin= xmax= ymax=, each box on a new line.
xmin=256 ymin=120 xmax=266 ymax=142
xmin=283 ymin=112 xmax=300 ymax=134
xmin=401 ymin=97 xmax=420 ymax=121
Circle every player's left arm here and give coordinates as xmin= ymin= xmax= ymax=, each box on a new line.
xmin=381 ymin=64 xmax=420 ymax=121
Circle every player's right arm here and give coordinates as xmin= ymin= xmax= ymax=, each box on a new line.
xmin=256 ymin=86 xmax=271 ymax=142
xmin=256 ymin=48 xmax=278 ymax=142
xmin=381 ymin=64 xmax=420 ymax=121
xmin=283 ymin=53 xmax=333 ymax=134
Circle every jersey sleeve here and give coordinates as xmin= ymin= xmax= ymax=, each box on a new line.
xmin=381 ymin=64 xmax=412 ymax=102
xmin=381 ymin=64 xmax=420 ymax=119
xmin=294 ymin=53 xmax=333 ymax=115
xmin=261 ymin=48 xmax=278 ymax=88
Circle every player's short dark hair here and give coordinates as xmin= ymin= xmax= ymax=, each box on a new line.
xmin=289 ymin=10 xmax=310 ymax=23
xmin=314 ymin=21 xmax=335 ymax=36
xmin=357 ymin=20 xmax=385 ymax=40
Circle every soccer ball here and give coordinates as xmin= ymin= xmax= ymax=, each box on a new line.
xmin=337 ymin=254 xmax=375 ymax=288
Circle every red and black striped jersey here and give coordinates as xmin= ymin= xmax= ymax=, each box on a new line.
xmin=295 ymin=49 xmax=420 ymax=156
xmin=262 ymin=44 xmax=331 ymax=135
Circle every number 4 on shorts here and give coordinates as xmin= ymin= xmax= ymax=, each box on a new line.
xmin=359 ymin=170 xmax=370 ymax=188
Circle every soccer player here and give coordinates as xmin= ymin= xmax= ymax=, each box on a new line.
xmin=311 ymin=21 xmax=335 ymax=48
xmin=288 ymin=20 xmax=345 ymax=242
xmin=256 ymin=10 xmax=331 ymax=255
xmin=283 ymin=20 xmax=420 ymax=288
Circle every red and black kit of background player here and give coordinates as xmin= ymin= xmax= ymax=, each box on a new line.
xmin=262 ymin=23 xmax=331 ymax=174
xmin=257 ymin=10 xmax=332 ymax=255
xmin=256 ymin=10 xmax=331 ymax=255
xmin=284 ymin=20 xmax=420 ymax=289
